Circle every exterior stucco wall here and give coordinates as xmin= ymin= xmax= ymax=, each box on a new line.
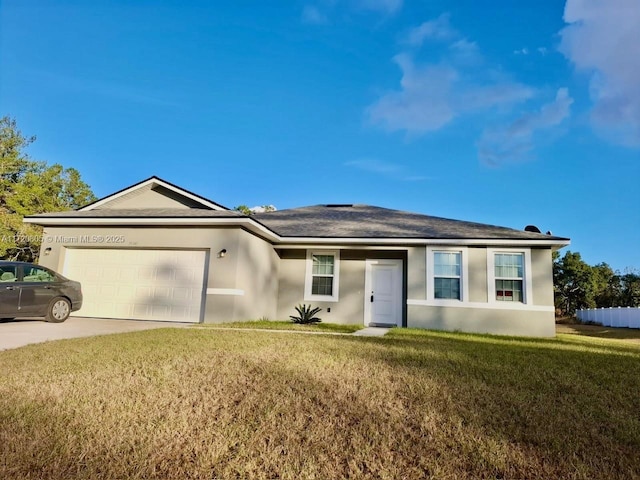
xmin=96 ymin=186 xmax=203 ymax=209
xmin=37 ymin=225 xmax=275 ymax=323
xmin=36 ymin=224 xmax=558 ymax=336
xmin=407 ymin=305 xmax=555 ymax=336
xmin=405 ymin=245 xmax=556 ymax=336
xmin=407 ymin=246 xmax=426 ymax=301
xmin=468 ymin=248 xmax=488 ymax=303
xmin=232 ymin=229 xmax=279 ymax=321
xmin=275 ymin=250 xmax=366 ymax=325
xmin=531 ymin=248 xmax=554 ymax=306
xmin=276 ymin=249 xmax=406 ymax=325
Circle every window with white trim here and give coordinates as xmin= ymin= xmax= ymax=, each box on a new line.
xmin=494 ymin=253 xmax=524 ymax=302
xmin=304 ymin=250 xmax=340 ymax=302
xmin=434 ymin=251 xmax=461 ymax=300
xmin=427 ymin=247 xmax=468 ymax=303
xmin=487 ymin=249 xmax=533 ymax=305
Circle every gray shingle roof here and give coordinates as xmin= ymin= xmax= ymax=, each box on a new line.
xmin=27 ymin=204 xmax=569 ymax=242
xmin=253 ymin=204 xmax=569 ymax=241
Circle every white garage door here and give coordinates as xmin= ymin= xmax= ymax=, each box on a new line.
xmin=63 ymin=249 xmax=207 ymax=323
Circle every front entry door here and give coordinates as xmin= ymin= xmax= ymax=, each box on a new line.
xmin=364 ymin=259 xmax=403 ymax=327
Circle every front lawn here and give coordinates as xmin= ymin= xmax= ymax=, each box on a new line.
xmin=0 ymin=328 xmax=638 ymax=479
xmin=557 ymin=323 xmax=640 ymax=343
xmin=196 ymin=319 xmax=363 ymax=334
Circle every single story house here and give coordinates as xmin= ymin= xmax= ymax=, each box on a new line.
xmin=25 ymin=176 xmax=570 ymax=336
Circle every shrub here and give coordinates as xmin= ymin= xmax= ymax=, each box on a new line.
xmin=289 ymin=304 xmax=322 ymax=324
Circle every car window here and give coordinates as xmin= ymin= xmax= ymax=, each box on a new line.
xmin=0 ymin=266 xmax=17 ymax=282
xmin=23 ymin=267 xmax=56 ymax=283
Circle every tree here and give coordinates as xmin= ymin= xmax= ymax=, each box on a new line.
xmin=233 ymin=204 xmax=276 ymax=215
xmin=233 ymin=205 xmax=253 ymax=215
xmin=0 ymin=116 xmax=96 ymax=261
xmin=553 ymin=251 xmax=596 ymax=315
xmin=553 ymin=251 xmax=640 ymax=316
xmin=591 ymin=262 xmax=618 ymax=308
xmin=618 ymin=271 xmax=640 ymax=307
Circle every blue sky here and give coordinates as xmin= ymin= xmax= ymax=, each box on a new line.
xmin=1 ymin=0 xmax=639 ymax=271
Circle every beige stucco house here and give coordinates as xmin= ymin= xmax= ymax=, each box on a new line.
xmin=25 ymin=176 xmax=570 ymax=337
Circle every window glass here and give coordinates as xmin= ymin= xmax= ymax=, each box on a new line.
xmin=496 ymin=279 xmax=523 ymax=302
xmin=495 ymin=254 xmax=523 ymax=278
xmin=495 ymin=253 xmax=524 ymax=302
xmin=23 ymin=267 xmax=56 ymax=283
xmin=0 ymin=266 xmax=17 ymax=282
xmin=435 ymin=277 xmax=460 ymax=300
xmin=312 ymin=255 xmax=334 ymax=275
xmin=434 ymin=251 xmax=461 ymax=300
xmin=311 ymin=254 xmax=334 ymax=296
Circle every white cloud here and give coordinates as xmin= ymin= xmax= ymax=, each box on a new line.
xmin=368 ymin=54 xmax=457 ymax=133
xmin=461 ymin=82 xmax=534 ymax=111
xmin=369 ymin=13 xmax=575 ymax=165
xmin=367 ymin=54 xmax=533 ymax=134
xmin=478 ymin=88 xmax=574 ymax=166
xmin=560 ymin=0 xmax=640 ymax=146
xmin=403 ymin=13 xmax=456 ymax=46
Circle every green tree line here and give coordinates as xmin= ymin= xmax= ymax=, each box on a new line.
xmin=554 ymin=251 xmax=640 ymax=316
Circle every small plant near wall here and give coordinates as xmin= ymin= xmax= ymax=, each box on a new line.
xmin=290 ymin=304 xmax=322 ymax=324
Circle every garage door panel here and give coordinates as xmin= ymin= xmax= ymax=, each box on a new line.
xmin=63 ymin=249 xmax=206 ymax=323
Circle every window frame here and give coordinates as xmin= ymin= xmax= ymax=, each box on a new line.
xmin=487 ymin=249 xmax=533 ymax=305
xmin=304 ymin=250 xmax=340 ymax=302
xmin=426 ymin=247 xmax=468 ymax=304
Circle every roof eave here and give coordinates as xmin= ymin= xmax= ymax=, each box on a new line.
xmin=276 ymin=237 xmax=571 ymax=248
xmin=24 ymin=215 xmax=570 ymax=248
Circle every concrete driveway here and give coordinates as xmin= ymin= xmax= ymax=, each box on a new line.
xmin=0 ymin=316 xmax=188 ymax=351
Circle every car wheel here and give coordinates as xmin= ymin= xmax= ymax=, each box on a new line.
xmin=46 ymin=297 xmax=71 ymax=323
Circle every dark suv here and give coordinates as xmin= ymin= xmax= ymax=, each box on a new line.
xmin=0 ymin=261 xmax=83 ymax=323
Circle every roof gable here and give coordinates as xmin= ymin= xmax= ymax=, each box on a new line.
xmin=80 ymin=176 xmax=228 ymax=211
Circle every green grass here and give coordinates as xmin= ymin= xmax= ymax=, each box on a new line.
xmin=1 ymin=328 xmax=639 ymax=479
xmin=195 ymin=319 xmax=363 ymax=334
xmin=557 ymin=323 xmax=640 ymax=343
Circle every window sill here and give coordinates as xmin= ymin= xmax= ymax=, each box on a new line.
xmin=304 ymin=294 xmax=339 ymax=303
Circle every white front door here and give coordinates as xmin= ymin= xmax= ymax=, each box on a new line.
xmin=364 ymin=259 xmax=403 ymax=327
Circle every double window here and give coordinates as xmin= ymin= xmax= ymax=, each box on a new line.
xmin=427 ymin=247 xmax=531 ymax=306
xmin=305 ymin=250 xmax=340 ymax=302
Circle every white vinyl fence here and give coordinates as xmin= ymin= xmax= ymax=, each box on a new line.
xmin=576 ymin=307 xmax=640 ymax=329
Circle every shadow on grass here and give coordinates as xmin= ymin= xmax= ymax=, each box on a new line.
xmin=1 ymin=328 xmax=639 ymax=479
xmin=382 ymin=327 xmax=640 ymax=357
xmin=333 ymin=330 xmax=640 ymax=474
xmin=556 ymin=323 xmax=640 ymax=341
